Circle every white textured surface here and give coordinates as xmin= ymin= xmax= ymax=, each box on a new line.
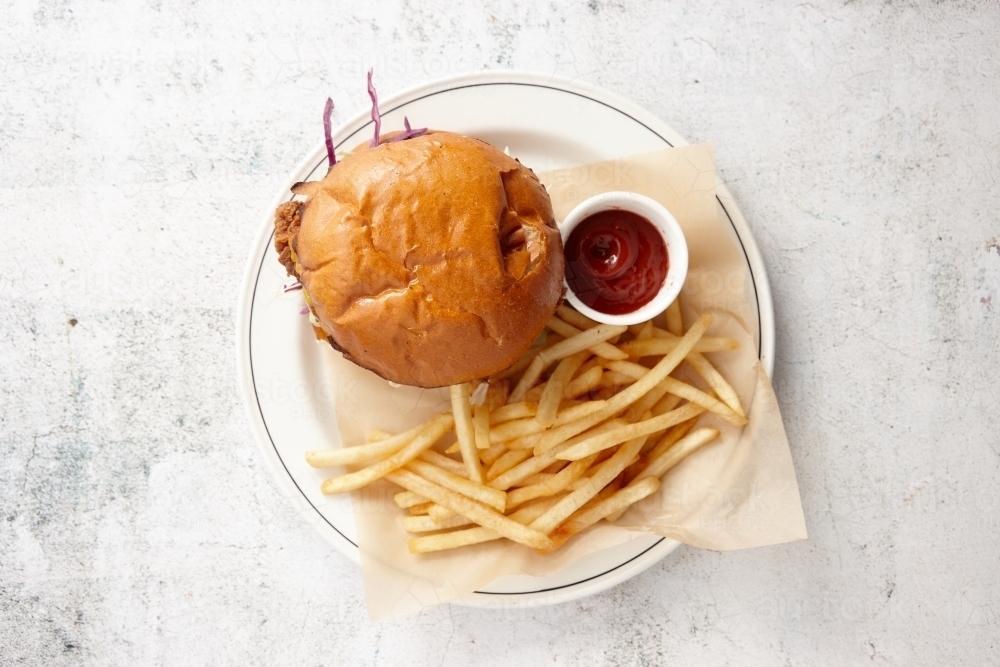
xmin=2 ymin=1 xmax=998 ymax=664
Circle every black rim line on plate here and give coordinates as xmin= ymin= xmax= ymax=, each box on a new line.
xmin=249 ymin=81 xmax=761 ymax=597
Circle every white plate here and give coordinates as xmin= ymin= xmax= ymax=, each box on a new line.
xmin=236 ymin=71 xmax=775 ymax=608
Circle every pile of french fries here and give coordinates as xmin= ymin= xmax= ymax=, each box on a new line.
xmin=305 ymin=299 xmax=746 ymax=555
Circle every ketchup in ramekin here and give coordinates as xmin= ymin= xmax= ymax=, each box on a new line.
xmin=565 ymin=210 xmax=669 ymax=315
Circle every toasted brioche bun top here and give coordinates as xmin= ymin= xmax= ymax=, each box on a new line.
xmin=276 ymin=131 xmax=564 ymax=388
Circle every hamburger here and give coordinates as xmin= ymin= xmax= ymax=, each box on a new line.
xmin=273 ymin=127 xmax=565 ymax=388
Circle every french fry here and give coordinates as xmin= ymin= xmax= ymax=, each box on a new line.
xmin=387 ymin=469 xmax=553 ymax=550
xmin=556 ymin=403 xmax=705 ymax=461
xmin=515 ymin=493 xmax=571 ymax=515
xmin=489 ymin=419 xmax=629 ymax=490
xmin=618 ymin=336 xmax=738 ymax=357
xmin=407 ymin=526 xmax=497 ymax=552
xmin=594 ymin=475 xmax=624 ymax=503
xmin=686 ymin=352 xmax=745 ymax=417
xmin=575 ymin=356 xmax=604 ymax=377
xmin=650 ymin=391 xmax=683 ymax=418
xmin=488 ymin=415 xmax=546 ymax=443
xmin=490 ymin=402 xmax=537 ymax=424
xmin=602 ymin=360 xmax=654 ymax=382
xmin=509 ymin=324 xmax=627 ymax=402
xmin=489 ymin=400 xmax=609 ymax=444
xmin=538 ymin=324 xmax=628 ymax=366
xmin=406 ymin=459 xmax=507 ymax=512
xmin=546 ymin=317 xmax=628 ymax=361
xmin=418 ymin=450 xmax=469 ymax=477
xmin=394 ymin=490 xmax=428 ymax=509
xmin=306 ymin=415 xmax=452 ymax=468
xmin=319 ymin=415 xmax=453 ymax=493
xmin=473 ymin=402 xmax=491 ymax=450
xmin=637 ymin=394 xmax=685 ymax=448
xmin=643 ymin=417 xmax=700 ymax=466
xmin=612 ymin=365 xmax=682 ymax=435
xmin=556 ymin=305 xmax=598 ymax=330
xmin=451 ymin=383 xmax=484 ymax=483
xmin=406 ymin=495 xmax=564 ymax=554
xmin=569 ymin=474 xmax=623 ymax=517
xmin=525 ymin=408 xmax=617 ymax=456
xmin=427 ymin=503 xmax=452 ymax=523
xmin=553 ymin=400 xmax=609 ymax=424
xmin=665 ymin=299 xmax=684 ymax=335
xmin=639 ymin=405 xmax=692 ymax=456
xmin=525 ymin=313 xmax=711 ymax=457
xmin=504 ymin=437 xmax=537 ymax=451
xmin=594 ymin=446 xmax=626 ymax=468
xmin=634 ymin=427 xmax=719 ymax=481
xmin=520 ymin=411 xmax=604 ymax=454
xmin=622 ymin=453 xmax=647 ymax=479
xmin=507 ymin=355 xmax=545 ymax=403
xmin=408 ymin=502 xmax=433 ymax=515
xmin=627 ymin=319 xmax=654 ymax=338
xmin=535 ymin=351 xmax=590 ymax=427
xmin=604 ymin=418 xmax=697 ymax=523
xmin=366 ymin=429 xmax=393 ymax=443
xmin=486 ymin=449 xmax=533 ymax=481
xmin=542 ymin=460 xmax=569 ymax=475
xmin=522 ymin=382 xmax=547 ymax=403
xmin=596 ymin=370 xmax=636 ymax=389
xmin=544 ymin=477 xmax=661 ymax=552
xmin=517 ymin=472 xmax=556 ymax=487
xmin=604 ymin=360 xmax=746 ymax=426
xmin=604 ymin=314 xmax=714 ymax=414
xmin=402 ymin=513 xmax=474 ymax=533
xmin=564 ymin=366 xmax=604 ymax=399
xmin=625 ymin=383 xmax=673 ymax=423
xmin=506 ymin=453 xmax=599 ymax=510
xmin=530 ymin=433 xmax=649 ymax=535
xmin=659 ymin=377 xmax=745 ymax=426
xmin=592 ymin=385 xmax=618 ymax=401
xmin=479 ymin=442 xmax=508 ymax=466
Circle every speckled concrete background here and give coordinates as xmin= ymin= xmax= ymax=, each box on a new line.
xmin=2 ymin=1 xmax=998 ymax=664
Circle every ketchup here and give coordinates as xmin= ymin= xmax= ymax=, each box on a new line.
xmin=565 ymin=210 xmax=668 ymax=315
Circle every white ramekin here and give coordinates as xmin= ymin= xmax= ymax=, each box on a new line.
xmin=559 ymin=191 xmax=689 ymax=326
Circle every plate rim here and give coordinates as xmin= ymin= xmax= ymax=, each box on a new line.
xmin=235 ymin=69 xmax=775 ymax=608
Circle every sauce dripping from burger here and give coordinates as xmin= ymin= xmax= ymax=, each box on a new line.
xmin=565 ymin=210 xmax=668 ymax=315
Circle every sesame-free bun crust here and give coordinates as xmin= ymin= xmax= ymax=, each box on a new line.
xmin=277 ymin=131 xmax=564 ymax=388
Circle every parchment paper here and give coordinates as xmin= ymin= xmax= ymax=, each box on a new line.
xmin=325 ymin=144 xmax=807 ymax=620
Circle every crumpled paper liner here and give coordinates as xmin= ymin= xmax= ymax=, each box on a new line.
xmin=325 ymin=143 xmax=807 ymax=620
